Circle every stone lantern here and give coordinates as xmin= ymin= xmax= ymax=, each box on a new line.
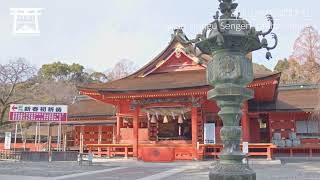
xmin=176 ymin=0 xmax=278 ymax=179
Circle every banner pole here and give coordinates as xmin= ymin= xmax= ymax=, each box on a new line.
xmin=38 ymin=122 xmax=41 ymax=151
xmin=57 ymin=124 xmax=59 ymax=151
xmin=60 ymin=121 xmax=62 ymax=151
xmin=58 ymin=121 xmax=62 ymax=151
xmin=35 ymin=122 xmax=38 ymax=149
xmin=19 ymin=122 xmax=25 ymax=151
xmin=14 ymin=122 xmax=18 ymax=153
xmin=47 ymin=123 xmax=51 ymax=151
xmin=63 ymin=132 xmax=67 ymax=152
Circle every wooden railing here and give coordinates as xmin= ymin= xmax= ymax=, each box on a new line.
xmin=198 ymin=144 xmax=223 ymax=160
xmin=199 ymin=143 xmax=276 ymax=160
xmin=86 ymin=144 xmax=133 ymax=158
xmin=0 ymin=150 xmax=21 ymax=160
xmin=274 ymin=145 xmax=320 ymax=157
xmin=0 ymin=143 xmax=58 ymax=152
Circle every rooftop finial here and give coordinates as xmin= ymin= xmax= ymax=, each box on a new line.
xmin=218 ymin=0 xmax=238 ymax=18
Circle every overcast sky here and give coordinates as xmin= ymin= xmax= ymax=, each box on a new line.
xmin=0 ymin=0 xmax=319 ymax=72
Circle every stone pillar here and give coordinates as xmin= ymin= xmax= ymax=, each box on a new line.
xmin=133 ymin=107 xmax=140 ymax=157
xmin=191 ymin=107 xmax=198 ymax=160
xmin=116 ymin=116 xmax=123 ymax=143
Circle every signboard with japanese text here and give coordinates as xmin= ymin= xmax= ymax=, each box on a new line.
xmin=204 ymin=123 xmax=216 ymax=144
xmin=4 ymin=132 xmax=11 ymax=150
xmin=9 ymin=104 xmax=68 ymax=122
xmin=242 ymin=142 xmax=249 ymax=154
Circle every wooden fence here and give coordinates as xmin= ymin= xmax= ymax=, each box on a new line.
xmin=86 ymin=144 xmax=133 ymax=158
xmin=198 ymin=143 xmax=276 ymax=160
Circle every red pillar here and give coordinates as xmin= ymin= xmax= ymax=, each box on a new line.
xmin=192 ymin=107 xmax=198 ymax=160
xmin=241 ymin=101 xmax=250 ymax=142
xmin=133 ymin=107 xmax=140 ymax=157
xmin=116 ymin=116 xmax=123 ymax=143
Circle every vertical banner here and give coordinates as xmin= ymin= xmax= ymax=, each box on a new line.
xmin=243 ymin=141 xmax=249 ymax=154
xmin=204 ymin=123 xmax=216 ymax=144
xmin=4 ymin=132 xmax=12 ymax=150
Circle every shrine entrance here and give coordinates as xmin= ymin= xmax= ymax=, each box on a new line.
xmin=142 ymin=106 xmax=192 ymax=142
xmin=259 ymin=114 xmax=271 ymax=143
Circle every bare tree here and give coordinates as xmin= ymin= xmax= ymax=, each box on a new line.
xmin=0 ymin=59 xmax=36 ymax=125
xmin=277 ymin=26 xmax=320 ymax=84
xmin=106 ymin=59 xmax=138 ymax=81
xmin=292 ymin=26 xmax=320 ymax=64
xmin=308 ymin=88 xmax=320 ymax=135
xmin=292 ymin=26 xmax=320 ymax=84
xmin=32 ymin=80 xmax=77 ymax=105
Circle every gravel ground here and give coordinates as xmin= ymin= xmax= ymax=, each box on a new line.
xmin=0 ymin=160 xmax=319 ymax=180
xmin=0 ymin=161 xmax=115 ymax=177
xmin=163 ymin=161 xmax=320 ymax=180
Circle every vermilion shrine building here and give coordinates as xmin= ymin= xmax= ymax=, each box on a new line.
xmin=71 ymin=35 xmax=320 ymax=161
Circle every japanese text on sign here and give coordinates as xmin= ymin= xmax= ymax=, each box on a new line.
xmin=9 ymin=104 xmax=68 ymax=122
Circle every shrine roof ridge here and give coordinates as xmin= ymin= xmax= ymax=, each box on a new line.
xmin=78 ymin=71 xmax=280 ymax=92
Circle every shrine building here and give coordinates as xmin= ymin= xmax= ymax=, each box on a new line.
xmin=71 ymin=33 xmax=320 ymax=162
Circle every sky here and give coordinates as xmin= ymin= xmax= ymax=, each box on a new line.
xmin=0 ymin=0 xmax=319 ymax=72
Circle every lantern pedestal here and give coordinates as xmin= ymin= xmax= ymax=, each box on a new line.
xmin=209 ymin=161 xmax=255 ymax=180
xmin=206 ymin=52 xmax=256 ymax=180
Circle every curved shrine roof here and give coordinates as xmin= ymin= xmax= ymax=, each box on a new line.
xmin=79 ymin=70 xmax=280 ymax=92
xmin=249 ymin=85 xmax=320 ymax=112
xmin=78 ymin=34 xmax=280 ymax=99
xmin=68 ymin=98 xmax=116 ymax=118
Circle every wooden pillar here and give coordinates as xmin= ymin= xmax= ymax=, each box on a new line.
xmin=116 ymin=116 xmax=123 ymax=143
xmin=63 ymin=133 xmax=67 ymax=152
xmin=98 ymin=125 xmax=102 ymax=155
xmin=268 ymin=113 xmax=273 ymax=143
xmin=133 ymin=107 xmax=140 ymax=157
xmin=267 ymin=146 xmax=272 ymax=160
xmin=112 ymin=124 xmax=116 ymax=144
xmin=35 ymin=122 xmax=38 ymax=148
xmin=241 ymin=101 xmax=250 ymax=142
xmin=192 ymin=107 xmax=198 ymax=160
xmin=79 ymin=126 xmax=84 ymax=153
xmin=47 ymin=123 xmax=51 ymax=152
xmin=38 ymin=122 xmax=41 ymax=151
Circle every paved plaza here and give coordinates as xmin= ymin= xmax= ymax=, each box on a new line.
xmin=0 ymin=159 xmax=320 ymax=180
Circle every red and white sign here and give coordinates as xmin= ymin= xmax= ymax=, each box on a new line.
xmin=9 ymin=104 xmax=68 ymax=122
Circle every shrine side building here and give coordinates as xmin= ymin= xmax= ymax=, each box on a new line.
xmin=71 ymin=35 xmax=320 ymax=161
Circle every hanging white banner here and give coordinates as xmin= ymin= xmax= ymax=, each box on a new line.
xmin=204 ymin=123 xmax=216 ymax=144
xmin=243 ymin=141 xmax=249 ymax=154
xmin=4 ymin=132 xmax=12 ymax=150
